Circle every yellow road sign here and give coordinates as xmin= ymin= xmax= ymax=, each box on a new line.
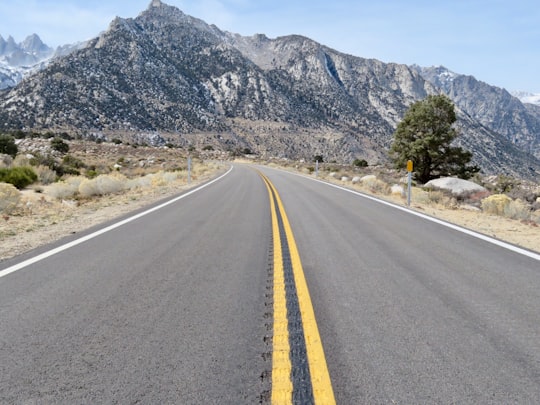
xmin=407 ymin=160 xmax=413 ymax=172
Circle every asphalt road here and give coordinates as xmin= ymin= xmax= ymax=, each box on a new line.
xmin=1 ymin=164 xmax=539 ymax=404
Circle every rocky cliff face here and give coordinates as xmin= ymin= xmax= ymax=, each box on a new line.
xmin=0 ymin=0 xmax=539 ymax=179
xmin=416 ymin=66 xmax=540 ymax=160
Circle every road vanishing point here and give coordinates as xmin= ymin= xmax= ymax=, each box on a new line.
xmin=1 ymin=164 xmax=539 ymax=404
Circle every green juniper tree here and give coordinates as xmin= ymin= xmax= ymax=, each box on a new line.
xmin=0 ymin=134 xmax=18 ymax=158
xmin=390 ymin=94 xmax=479 ymax=183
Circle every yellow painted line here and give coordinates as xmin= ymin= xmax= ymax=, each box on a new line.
xmin=259 ymin=172 xmax=336 ymax=405
xmin=262 ymin=175 xmax=293 ymax=404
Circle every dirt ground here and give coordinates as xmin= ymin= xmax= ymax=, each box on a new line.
xmin=397 ymin=197 xmax=540 ymax=253
xmin=1 ymin=164 xmax=539 ymax=262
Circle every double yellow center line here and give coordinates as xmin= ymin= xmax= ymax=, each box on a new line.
xmin=259 ymin=171 xmax=335 ymax=405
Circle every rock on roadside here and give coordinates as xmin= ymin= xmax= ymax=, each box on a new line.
xmin=425 ymin=177 xmax=487 ymax=198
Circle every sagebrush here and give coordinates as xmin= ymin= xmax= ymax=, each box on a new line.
xmin=0 ymin=182 xmax=21 ymax=214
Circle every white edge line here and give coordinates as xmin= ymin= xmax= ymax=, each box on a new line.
xmin=0 ymin=166 xmax=234 ymax=279
xmin=264 ymin=166 xmax=540 ymax=262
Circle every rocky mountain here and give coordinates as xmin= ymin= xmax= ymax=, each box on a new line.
xmin=0 ymin=0 xmax=539 ymax=180
xmin=0 ymin=34 xmax=53 ymax=89
xmin=415 ymin=66 xmax=540 ymax=160
xmin=0 ymin=34 xmax=53 ymax=65
xmin=0 ymin=34 xmax=85 ymax=90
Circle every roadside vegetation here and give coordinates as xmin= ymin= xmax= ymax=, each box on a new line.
xmin=276 ymin=159 xmax=540 ymax=227
xmin=390 ymin=94 xmax=479 ymax=183
xmin=0 ymin=131 xmax=226 ymax=248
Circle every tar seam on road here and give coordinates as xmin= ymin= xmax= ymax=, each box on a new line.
xmin=258 ymin=171 xmax=336 ymax=405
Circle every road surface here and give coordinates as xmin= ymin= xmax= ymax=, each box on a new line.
xmin=1 ymin=164 xmax=539 ymax=404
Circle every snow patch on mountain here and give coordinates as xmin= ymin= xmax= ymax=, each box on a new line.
xmin=0 ymin=34 xmax=85 ymax=90
xmin=512 ymin=91 xmax=540 ymax=106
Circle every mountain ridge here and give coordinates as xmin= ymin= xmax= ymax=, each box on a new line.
xmin=1 ymin=1 xmax=539 ymax=180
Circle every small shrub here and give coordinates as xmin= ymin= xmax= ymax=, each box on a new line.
xmin=0 ymin=153 xmax=13 ymax=168
xmin=35 ymin=165 xmax=57 ymax=184
xmin=0 ymin=182 xmax=21 ymax=213
xmin=50 ymin=137 xmax=69 ymax=154
xmin=426 ymin=190 xmax=446 ymax=205
xmin=0 ymin=134 xmax=18 ymax=157
xmin=79 ymin=174 xmax=126 ymax=197
xmin=159 ymin=171 xmax=178 ymax=184
xmin=45 ymin=181 xmax=78 ymax=199
xmin=12 ymin=154 xmax=31 ymax=167
xmin=411 ymin=188 xmax=431 ymax=204
xmin=65 ymin=176 xmax=86 ymax=189
xmin=28 ymin=153 xmax=55 ymax=168
xmin=363 ymin=177 xmax=390 ymax=194
xmin=12 ymin=130 xmax=27 ymax=139
xmin=353 ymin=158 xmax=368 ymax=167
xmin=44 ymin=176 xmax=85 ymax=200
xmin=150 ymin=172 xmax=169 ymax=187
xmin=488 ymin=175 xmax=519 ymax=194
xmin=126 ymin=176 xmax=149 ymax=190
xmin=504 ymin=199 xmax=531 ymax=221
xmin=0 ymin=167 xmax=38 ymax=189
xmin=58 ymin=132 xmax=73 ymax=141
xmin=58 ymin=165 xmax=80 ymax=176
xmin=481 ymin=194 xmax=512 ymax=216
xmin=62 ymin=154 xmax=86 ymax=169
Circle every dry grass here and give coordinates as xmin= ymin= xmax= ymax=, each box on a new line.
xmin=1 ymin=138 xmax=226 ymax=261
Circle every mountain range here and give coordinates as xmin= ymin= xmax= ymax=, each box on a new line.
xmin=0 ymin=0 xmax=539 ymax=180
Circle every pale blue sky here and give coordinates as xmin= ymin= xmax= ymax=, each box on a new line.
xmin=1 ymin=0 xmax=538 ymax=92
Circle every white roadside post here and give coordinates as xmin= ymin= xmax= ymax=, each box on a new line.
xmin=315 ymin=159 xmax=319 ymax=177
xmin=188 ymin=154 xmax=192 ymax=184
xmin=407 ymin=160 xmax=413 ymax=206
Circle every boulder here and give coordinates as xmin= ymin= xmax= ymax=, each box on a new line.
xmin=360 ymin=175 xmax=377 ymax=183
xmin=391 ymin=184 xmax=405 ymax=196
xmin=425 ymin=177 xmax=487 ymax=198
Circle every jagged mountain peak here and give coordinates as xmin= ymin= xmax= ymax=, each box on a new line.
xmin=134 ymin=0 xmax=225 ymax=41
xmin=0 ymin=35 xmax=18 ymax=56
xmin=142 ymin=0 xmax=182 ymax=15
xmin=21 ymin=34 xmax=51 ymax=54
